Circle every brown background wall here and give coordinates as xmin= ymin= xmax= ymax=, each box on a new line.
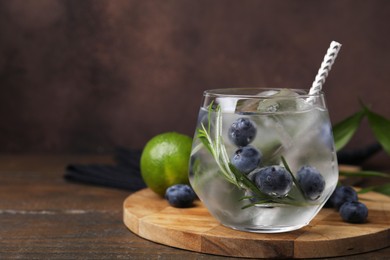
xmin=0 ymin=0 xmax=389 ymax=154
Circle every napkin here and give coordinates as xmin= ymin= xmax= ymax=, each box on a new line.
xmin=64 ymin=147 xmax=147 ymax=191
xmin=336 ymin=142 xmax=382 ymax=165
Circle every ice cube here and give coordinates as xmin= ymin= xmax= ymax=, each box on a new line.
xmin=216 ymin=97 xmax=238 ymax=113
xmin=234 ymin=90 xmax=278 ymax=114
xmin=257 ymin=89 xmax=311 ymax=113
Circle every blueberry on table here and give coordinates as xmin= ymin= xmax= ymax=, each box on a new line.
xmin=326 ymin=186 xmax=358 ymax=210
xmin=165 ymin=184 xmax=197 ymax=208
xmin=231 ymin=146 xmax=262 ymax=174
xmin=296 ymin=166 xmax=325 ymax=201
xmin=339 ymin=201 xmax=368 ymax=223
xmin=253 ymin=166 xmax=292 ymax=197
xmin=228 ymin=118 xmax=257 ymax=147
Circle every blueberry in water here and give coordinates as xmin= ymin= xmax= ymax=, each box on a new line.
xmin=231 ymin=145 xmax=262 ymax=174
xmin=228 ymin=118 xmax=257 ymax=147
xmin=296 ymin=165 xmax=325 ymax=201
xmin=165 ymin=184 xmax=197 ymax=208
xmin=325 ymin=186 xmax=358 ymax=210
xmin=339 ymin=201 xmax=368 ymax=223
xmin=253 ymin=166 xmax=293 ymax=197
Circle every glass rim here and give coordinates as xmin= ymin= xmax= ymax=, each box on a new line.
xmin=203 ymin=88 xmax=324 ymax=99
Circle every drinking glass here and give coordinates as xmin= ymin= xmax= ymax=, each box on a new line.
xmin=189 ymin=88 xmax=338 ymax=233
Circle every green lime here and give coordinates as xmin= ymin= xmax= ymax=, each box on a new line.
xmin=140 ymin=132 xmax=193 ymax=196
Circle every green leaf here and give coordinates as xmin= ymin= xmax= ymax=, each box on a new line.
xmin=339 ymin=170 xmax=390 ymax=179
xmin=370 ymin=184 xmax=390 ymax=195
xmin=358 ymin=183 xmax=390 ymax=196
xmin=363 ymin=106 xmax=390 ymax=155
xmin=357 ymin=187 xmax=373 ymax=194
xmin=332 ymin=110 xmax=365 ymax=151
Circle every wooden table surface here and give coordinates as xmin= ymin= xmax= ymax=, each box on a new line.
xmin=1 ymin=154 xmax=389 ymax=259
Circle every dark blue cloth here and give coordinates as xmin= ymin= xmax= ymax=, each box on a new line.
xmin=336 ymin=142 xmax=382 ymax=165
xmin=64 ymin=147 xmax=146 ymax=191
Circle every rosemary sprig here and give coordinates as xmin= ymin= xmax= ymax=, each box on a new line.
xmin=281 ymin=156 xmax=306 ymax=199
xmin=196 ymin=103 xmax=311 ymax=208
xmin=196 ymin=103 xmax=238 ymax=186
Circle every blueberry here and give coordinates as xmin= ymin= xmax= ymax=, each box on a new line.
xmin=326 ymin=186 xmax=358 ymax=210
xmin=339 ymin=201 xmax=368 ymax=223
xmin=228 ymin=118 xmax=257 ymax=147
xmin=253 ymin=166 xmax=292 ymax=197
xmin=231 ymin=146 xmax=262 ymax=174
xmin=297 ymin=166 xmax=325 ymax=201
xmin=165 ymin=184 xmax=197 ymax=208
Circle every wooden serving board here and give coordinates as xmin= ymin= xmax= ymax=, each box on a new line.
xmin=123 ymin=188 xmax=390 ymax=258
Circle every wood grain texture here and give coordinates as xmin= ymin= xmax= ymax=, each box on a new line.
xmin=1 ymin=155 xmax=389 ymax=259
xmin=124 ymin=188 xmax=390 ymax=259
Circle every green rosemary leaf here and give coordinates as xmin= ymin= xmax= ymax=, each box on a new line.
xmin=229 ymin=164 xmax=257 ymax=191
xmin=241 ymin=200 xmax=273 ymax=210
xmin=241 ymin=203 xmax=257 ymax=210
xmin=239 ymin=195 xmax=255 ymax=201
xmin=228 ymin=163 xmax=250 ymax=185
xmin=281 ymin=156 xmax=306 ymax=198
xmin=197 ymin=126 xmax=213 ymax=154
xmin=228 ymin=163 xmax=271 ymax=200
xmin=207 ymin=101 xmax=213 ymax=134
xmin=280 ymin=156 xmax=292 ymax=173
xmin=332 ymin=110 xmax=365 ymax=151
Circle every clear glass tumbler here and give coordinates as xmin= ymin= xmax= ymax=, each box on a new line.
xmin=189 ymin=88 xmax=339 ymax=233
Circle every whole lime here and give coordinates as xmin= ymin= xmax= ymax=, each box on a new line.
xmin=140 ymin=132 xmax=193 ymax=196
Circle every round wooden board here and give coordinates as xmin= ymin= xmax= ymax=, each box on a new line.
xmin=123 ymin=188 xmax=390 ymax=258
